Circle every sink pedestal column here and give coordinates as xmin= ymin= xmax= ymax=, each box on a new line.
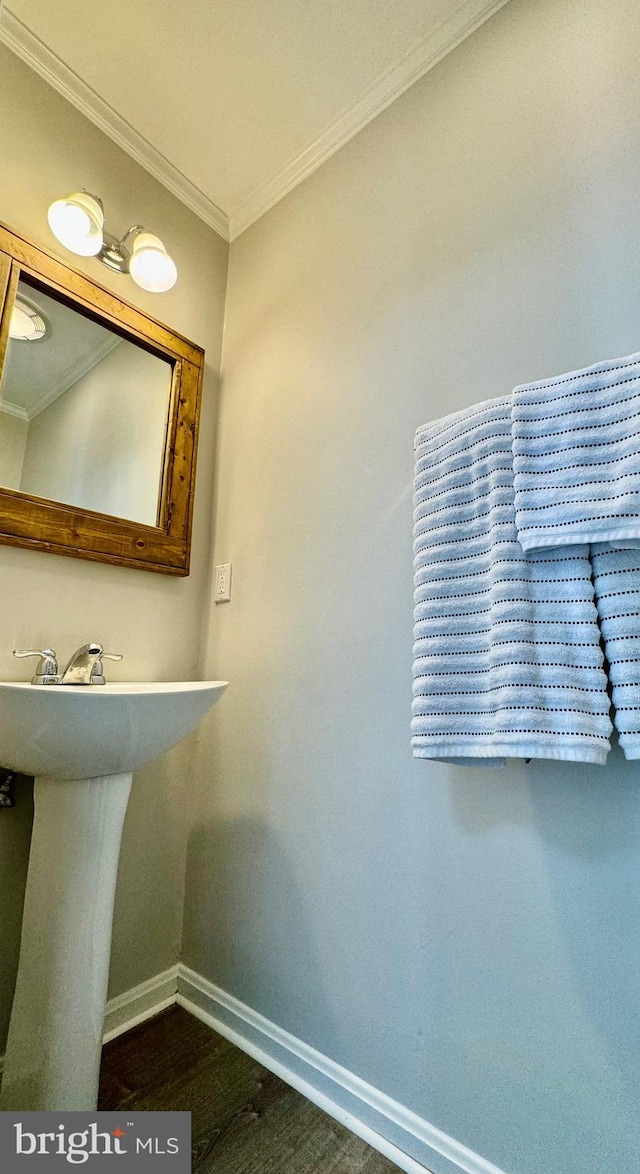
xmin=0 ymin=771 xmax=133 ymax=1111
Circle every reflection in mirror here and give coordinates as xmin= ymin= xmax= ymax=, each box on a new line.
xmin=0 ymin=278 xmax=173 ymax=526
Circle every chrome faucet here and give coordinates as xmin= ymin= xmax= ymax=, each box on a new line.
xmin=60 ymin=642 xmax=108 ymax=685
xmin=13 ymin=643 xmax=123 ymax=685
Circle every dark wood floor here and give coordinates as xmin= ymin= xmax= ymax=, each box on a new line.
xmin=98 ymin=1006 xmax=401 ymax=1173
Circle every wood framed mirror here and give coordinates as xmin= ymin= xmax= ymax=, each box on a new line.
xmin=0 ymin=222 xmax=205 ymax=576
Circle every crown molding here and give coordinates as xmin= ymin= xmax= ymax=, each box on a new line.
xmin=0 ymin=0 xmax=511 ymax=244
xmin=26 ymin=334 xmax=122 ymax=420
xmin=0 ymin=320 xmax=121 ymax=421
xmin=229 ymin=0 xmax=512 ymax=239
xmin=0 ymin=399 xmax=28 ymax=420
xmin=0 ymin=8 xmax=230 ymax=242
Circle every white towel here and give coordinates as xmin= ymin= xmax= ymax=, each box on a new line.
xmin=412 ymin=397 xmax=612 ymax=765
xmin=591 ymin=544 xmax=640 ymax=760
xmin=511 ymin=351 xmax=640 ymax=550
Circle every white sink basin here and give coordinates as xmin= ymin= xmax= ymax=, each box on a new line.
xmin=0 ymin=677 xmax=228 ymax=1114
xmin=0 ymin=679 xmax=228 ymax=779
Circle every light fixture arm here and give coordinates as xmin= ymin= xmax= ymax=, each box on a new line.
xmin=98 ymin=224 xmax=147 ymax=275
xmin=115 ymin=224 xmax=147 ymax=249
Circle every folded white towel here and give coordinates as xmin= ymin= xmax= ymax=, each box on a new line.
xmin=412 ymin=397 xmax=612 ymax=765
xmin=591 ymin=544 xmax=640 ymax=760
xmin=511 ymin=351 xmax=640 ymax=550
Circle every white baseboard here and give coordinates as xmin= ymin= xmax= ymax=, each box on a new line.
xmin=177 ymin=964 xmax=508 ymax=1174
xmin=102 ymin=965 xmax=179 ymax=1043
xmin=2 ymin=964 xmax=508 ymax=1174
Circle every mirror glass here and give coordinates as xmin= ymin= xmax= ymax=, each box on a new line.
xmin=0 ymin=277 xmax=173 ymax=526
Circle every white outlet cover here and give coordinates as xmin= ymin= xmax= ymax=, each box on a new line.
xmin=214 ymin=562 xmax=232 ymax=602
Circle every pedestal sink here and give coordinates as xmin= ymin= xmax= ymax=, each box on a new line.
xmin=0 ymin=679 xmax=227 ymax=1113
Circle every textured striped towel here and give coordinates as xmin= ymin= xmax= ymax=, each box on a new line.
xmin=511 ymin=351 xmax=640 ymax=550
xmin=590 ymin=544 xmax=640 ymax=760
xmin=412 ymin=397 xmax=612 ymax=765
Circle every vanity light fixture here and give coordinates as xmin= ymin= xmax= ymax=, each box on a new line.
xmin=47 ymin=191 xmax=178 ymax=293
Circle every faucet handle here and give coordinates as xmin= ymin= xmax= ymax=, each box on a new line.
xmin=90 ymin=652 xmax=123 ymax=685
xmin=13 ymin=648 xmax=59 ymax=685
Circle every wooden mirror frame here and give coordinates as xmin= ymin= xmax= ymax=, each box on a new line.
xmin=0 ymin=222 xmax=204 ymax=576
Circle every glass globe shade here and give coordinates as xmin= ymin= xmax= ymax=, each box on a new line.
xmin=129 ymin=233 xmax=177 ymax=293
xmin=47 ymin=192 xmax=104 ymax=256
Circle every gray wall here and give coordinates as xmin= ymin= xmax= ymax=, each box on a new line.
xmin=20 ymin=342 xmax=170 ymax=525
xmin=183 ymin=1 xmax=640 ymax=1173
xmin=0 ymin=45 xmax=228 ymax=1044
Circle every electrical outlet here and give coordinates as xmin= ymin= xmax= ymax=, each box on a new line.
xmin=214 ymin=562 xmax=232 ymax=603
